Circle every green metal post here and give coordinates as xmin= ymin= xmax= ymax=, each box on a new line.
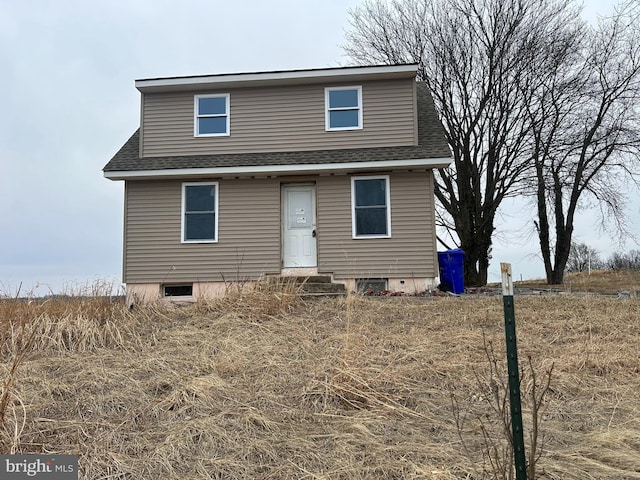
xmin=501 ymin=263 xmax=527 ymax=479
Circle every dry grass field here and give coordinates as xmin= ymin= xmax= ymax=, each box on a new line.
xmin=510 ymin=269 xmax=640 ymax=295
xmin=0 ymin=273 xmax=639 ymax=479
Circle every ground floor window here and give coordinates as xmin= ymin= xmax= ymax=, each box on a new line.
xmin=351 ymin=175 xmax=391 ymax=238
xmin=182 ymin=182 xmax=218 ymax=243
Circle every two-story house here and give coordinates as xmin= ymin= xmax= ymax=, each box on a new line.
xmin=103 ymin=64 xmax=451 ymax=303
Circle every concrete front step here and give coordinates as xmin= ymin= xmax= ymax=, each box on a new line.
xmin=266 ymin=275 xmax=347 ymax=297
xmin=300 ymin=292 xmax=347 ymax=299
xmin=278 ymin=275 xmax=333 ymax=284
xmin=301 ymin=282 xmax=347 ymax=294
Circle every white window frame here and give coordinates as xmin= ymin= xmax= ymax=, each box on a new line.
xmin=351 ymin=175 xmax=391 ymax=239
xmin=325 ymin=86 xmax=363 ymax=131
xmin=181 ymin=182 xmax=219 ymax=243
xmin=194 ymin=94 xmax=230 ymax=137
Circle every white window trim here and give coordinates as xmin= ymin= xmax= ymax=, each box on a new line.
xmin=181 ymin=181 xmax=219 ymax=243
xmin=194 ymin=94 xmax=230 ymax=137
xmin=325 ymin=86 xmax=363 ymax=131
xmin=351 ymin=175 xmax=391 ymax=239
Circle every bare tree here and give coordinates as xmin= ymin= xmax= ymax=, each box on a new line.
xmin=344 ymin=0 xmax=580 ymax=286
xmin=566 ymin=242 xmax=602 ymax=272
xmin=607 ymin=249 xmax=640 ymax=270
xmin=527 ymin=1 xmax=640 ymax=284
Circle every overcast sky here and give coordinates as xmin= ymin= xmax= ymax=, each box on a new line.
xmin=1 ymin=0 xmax=634 ymax=295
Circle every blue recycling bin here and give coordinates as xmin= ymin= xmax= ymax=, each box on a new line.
xmin=437 ymin=249 xmax=465 ymax=294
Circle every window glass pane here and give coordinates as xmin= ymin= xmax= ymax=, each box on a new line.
xmin=329 ymin=89 xmax=358 ymax=108
xmin=355 ymin=179 xmax=386 ymax=206
xmin=186 ymin=185 xmax=216 ymax=212
xmin=198 ymin=96 xmax=226 ymax=115
xmin=185 ymin=213 xmax=215 ymax=240
xmin=356 ymin=208 xmax=387 ymax=236
xmin=198 ymin=116 xmax=227 ymax=135
xmin=329 ymin=109 xmax=359 ymax=128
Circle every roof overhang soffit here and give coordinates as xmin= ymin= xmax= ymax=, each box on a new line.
xmin=103 ymin=157 xmax=452 ymax=181
xmin=135 ymin=64 xmax=419 ymax=93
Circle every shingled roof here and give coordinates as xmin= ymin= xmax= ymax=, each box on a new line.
xmin=103 ymin=82 xmax=450 ymax=178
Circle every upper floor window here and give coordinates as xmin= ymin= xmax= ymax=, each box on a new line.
xmin=182 ymin=182 xmax=218 ymax=243
xmin=351 ymin=175 xmax=391 ymax=238
xmin=194 ymin=94 xmax=230 ymax=137
xmin=325 ymin=86 xmax=362 ymax=131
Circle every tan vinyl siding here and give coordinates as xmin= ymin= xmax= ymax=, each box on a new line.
xmin=316 ymin=171 xmax=437 ymax=279
xmin=124 ymin=170 xmax=437 ymax=284
xmin=141 ymin=78 xmax=417 ymax=157
xmin=124 ymin=179 xmax=281 ymax=284
xmin=122 ymin=182 xmax=129 ymax=281
xmin=138 ymin=93 xmax=144 ymax=158
xmin=411 ymin=81 xmax=419 ymax=145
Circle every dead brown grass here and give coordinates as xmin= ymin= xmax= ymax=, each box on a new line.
xmin=510 ymin=269 xmax=640 ymax=295
xmin=1 ymin=280 xmax=639 ymax=479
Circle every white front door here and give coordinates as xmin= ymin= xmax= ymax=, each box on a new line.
xmin=282 ymin=185 xmax=317 ymax=268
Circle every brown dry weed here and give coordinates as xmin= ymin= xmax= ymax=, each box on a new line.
xmin=0 ymin=280 xmax=639 ymax=479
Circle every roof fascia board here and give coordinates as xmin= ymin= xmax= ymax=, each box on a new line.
xmin=136 ymin=64 xmax=418 ymax=93
xmin=104 ymin=156 xmax=451 ymax=180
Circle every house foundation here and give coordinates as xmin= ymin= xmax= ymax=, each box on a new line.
xmin=125 ymin=275 xmax=437 ymax=305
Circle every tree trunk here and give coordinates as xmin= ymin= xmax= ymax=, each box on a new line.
xmin=548 ymin=223 xmax=573 ymax=284
xmin=547 ymin=268 xmax=564 ymax=285
xmin=463 ymin=255 xmax=482 ymax=287
xmin=540 ymin=200 xmax=573 ymax=284
xmin=459 ymin=235 xmax=491 ymax=287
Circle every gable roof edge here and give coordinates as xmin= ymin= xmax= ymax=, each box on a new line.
xmin=136 ymin=64 xmax=419 ymax=93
